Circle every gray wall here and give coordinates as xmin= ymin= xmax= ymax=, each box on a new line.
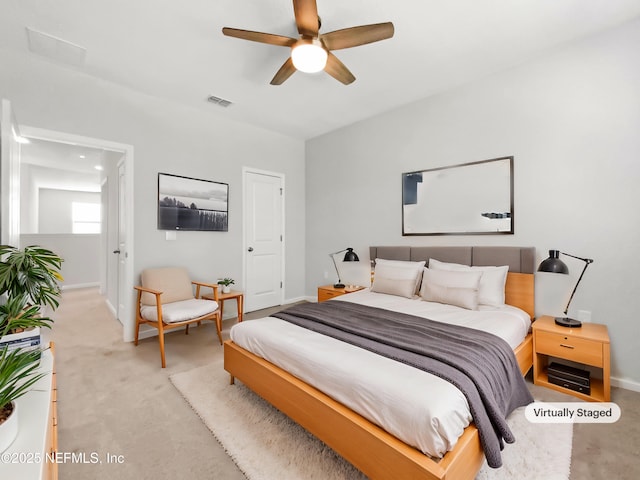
xmin=0 ymin=45 xmax=307 ymax=307
xmin=306 ymin=19 xmax=640 ymax=387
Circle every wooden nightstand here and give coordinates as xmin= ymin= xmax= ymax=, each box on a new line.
xmin=317 ymin=285 xmax=365 ymax=302
xmin=532 ymin=315 xmax=610 ymax=401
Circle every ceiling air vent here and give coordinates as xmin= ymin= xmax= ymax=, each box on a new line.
xmin=26 ymin=27 xmax=86 ymax=67
xmin=207 ymin=95 xmax=233 ymax=108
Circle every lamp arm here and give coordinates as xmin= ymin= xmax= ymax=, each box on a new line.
xmin=560 ymin=252 xmax=594 ymax=264
xmin=563 ymin=259 xmax=592 ymax=315
xmin=329 ymin=253 xmax=342 ymax=284
xmin=329 ymin=249 xmax=349 ymax=285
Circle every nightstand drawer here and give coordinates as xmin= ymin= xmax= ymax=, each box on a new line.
xmin=318 ymin=289 xmax=342 ymax=302
xmin=535 ymin=330 xmax=603 ymax=367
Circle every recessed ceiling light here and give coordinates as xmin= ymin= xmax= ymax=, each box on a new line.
xmin=94 ymin=165 xmax=103 ymax=171
xmin=15 ymin=136 xmax=30 ymax=144
xmin=79 ymin=154 xmax=86 ymax=159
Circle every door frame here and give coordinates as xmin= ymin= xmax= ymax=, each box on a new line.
xmin=242 ymin=166 xmax=285 ymax=312
xmin=19 ymin=125 xmax=135 ymax=342
xmin=1 ymin=99 xmax=21 ymax=247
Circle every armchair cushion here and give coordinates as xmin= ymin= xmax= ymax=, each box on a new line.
xmin=140 ymin=298 xmax=219 ymax=324
xmin=140 ymin=267 xmax=194 ymax=305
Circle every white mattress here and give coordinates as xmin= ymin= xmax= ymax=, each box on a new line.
xmin=229 ymin=289 xmax=531 ymax=459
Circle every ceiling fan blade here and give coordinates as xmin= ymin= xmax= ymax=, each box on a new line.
xmin=322 ymin=22 xmax=394 ymax=51
xmin=293 ymin=0 xmax=319 ymax=37
xmin=324 ymin=53 xmax=355 ymax=85
xmin=222 ymin=27 xmax=297 ymax=47
xmin=270 ymin=57 xmax=297 ymax=85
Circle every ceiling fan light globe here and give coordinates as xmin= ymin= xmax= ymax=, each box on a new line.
xmin=291 ymin=41 xmax=327 ymax=73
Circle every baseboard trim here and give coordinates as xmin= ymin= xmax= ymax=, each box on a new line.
xmin=105 ymin=300 xmax=117 ymax=318
xmin=611 ymin=376 xmax=640 ymax=393
xmin=284 ymin=295 xmax=308 ymax=305
xmin=61 ymin=282 xmax=100 ymax=290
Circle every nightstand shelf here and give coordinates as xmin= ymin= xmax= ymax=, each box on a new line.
xmin=317 ymin=285 xmax=365 ymax=302
xmin=533 ymin=316 xmax=610 ymax=402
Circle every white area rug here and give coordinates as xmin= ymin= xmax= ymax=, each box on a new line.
xmin=171 ymin=358 xmax=572 ymax=480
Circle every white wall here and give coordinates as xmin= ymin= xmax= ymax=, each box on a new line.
xmin=20 ymin=164 xmax=101 ymax=234
xmin=306 ymin=19 xmax=640 ymax=387
xmin=38 ymin=188 xmax=100 ymax=233
xmin=0 ymin=45 xmax=306 ymax=320
xmin=20 ymin=233 xmax=100 ymax=287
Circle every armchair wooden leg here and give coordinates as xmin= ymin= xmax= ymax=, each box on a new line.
xmin=158 ymin=323 xmax=167 ymax=368
xmin=134 ymin=315 xmax=141 ymax=346
xmin=185 ymin=324 xmax=190 ymax=335
xmin=215 ymin=312 xmax=223 ymax=345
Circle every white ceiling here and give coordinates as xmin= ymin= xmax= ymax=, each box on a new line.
xmin=2 ymin=0 xmax=640 ymax=140
xmin=20 ymin=138 xmax=104 ymax=192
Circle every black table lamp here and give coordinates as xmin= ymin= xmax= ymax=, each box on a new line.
xmin=329 ymin=247 xmax=359 ymax=289
xmin=538 ymin=249 xmax=594 ymax=328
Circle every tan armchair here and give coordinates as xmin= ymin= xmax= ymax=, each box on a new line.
xmin=134 ymin=267 xmax=221 ymax=368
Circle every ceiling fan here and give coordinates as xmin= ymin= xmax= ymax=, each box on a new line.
xmin=222 ymin=0 xmax=394 ymax=85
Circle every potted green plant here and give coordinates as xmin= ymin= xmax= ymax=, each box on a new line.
xmin=0 ymin=245 xmax=62 ymax=452
xmin=0 ymin=245 xmax=62 ymax=350
xmin=217 ymin=277 xmax=235 ymax=294
xmin=1 ymin=294 xmax=54 ymax=338
xmin=0 ymin=245 xmax=62 ymax=347
xmin=0 ymin=245 xmax=64 ymax=311
xmin=0 ymin=347 xmax=46 ymax=452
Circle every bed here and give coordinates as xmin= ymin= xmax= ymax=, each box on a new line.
xmin=224 ymin=246 xmax=536 ymax=480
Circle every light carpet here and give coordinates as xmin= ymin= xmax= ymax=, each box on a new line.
xmin=171 ymin=358 xmax=572 ymax=480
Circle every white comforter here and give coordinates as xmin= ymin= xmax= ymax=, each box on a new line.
xmin=229 ymin=289 xmax=530 ymax=459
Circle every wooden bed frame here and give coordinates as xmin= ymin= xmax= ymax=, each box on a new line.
xmin=224 ymin=248 xmax=535 ymax=480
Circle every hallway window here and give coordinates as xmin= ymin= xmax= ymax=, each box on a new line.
xmin=72 ymin=202 xmax=101 ymax=234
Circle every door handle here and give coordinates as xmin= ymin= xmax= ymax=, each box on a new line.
xmin=113 ymin=249 xmax=121 ymax=254
xmin=247 ymin=247 xmax=254 ymax=252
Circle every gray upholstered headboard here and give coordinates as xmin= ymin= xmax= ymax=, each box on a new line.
xmin=369 ymin=246 xmax=536 ymax=274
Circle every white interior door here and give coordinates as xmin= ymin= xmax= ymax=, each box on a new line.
xmin=0 ymin=99 xmax=21 ymax=246
xmin=244 ymin=169 xmax=284 ymax=312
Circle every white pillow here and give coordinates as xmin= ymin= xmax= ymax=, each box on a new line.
xmin=428 ymin=258 xmax=509 ymax=306
xmin=420 ymin=268 xmax=482 ymax=310
xmin=371 ymin=258 xmax=426 ymax=298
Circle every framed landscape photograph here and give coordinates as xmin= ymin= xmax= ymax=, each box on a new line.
xmin=158 ymin=173 xmax=228 ymax=231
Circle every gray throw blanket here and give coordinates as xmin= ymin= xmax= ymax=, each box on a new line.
xmin=272 ymin=301 xmax=533 ymax=468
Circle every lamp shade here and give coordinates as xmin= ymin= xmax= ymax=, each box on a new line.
xmin=538 ymin=250 xmax=569 ymax=274
xmin=342 ymin=248 xmax=359 ymax=262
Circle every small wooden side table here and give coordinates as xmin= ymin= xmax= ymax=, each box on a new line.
xmin=532 ymin=315 xmax=610 ymax=402
xmin=317 ymin=285 xmax=365 ymax=302
xmin=202 ymin=290 xmax=244 ymax=323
